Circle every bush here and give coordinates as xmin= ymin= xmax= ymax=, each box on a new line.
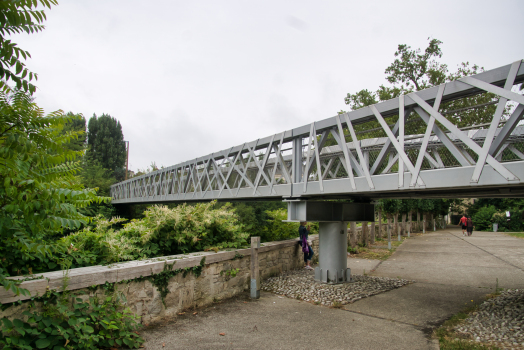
xmin=260 ymin=209 xmax=318 ymax=242
xmin=472 ymin=206 xmax=497 ymax=231
xmin=0 ymin=288 xmax=143 ymax=349
xmin=57 ymin=201 xmax=250 ymax=267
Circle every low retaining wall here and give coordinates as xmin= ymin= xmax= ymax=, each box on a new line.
xmin=0 ymin=236 xmax=319 ymax=324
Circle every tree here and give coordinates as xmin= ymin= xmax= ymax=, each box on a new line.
xmin=0 ymin=90 xmax=108 ymax=295
xmin=61 ymin=112 xmax=86 ymax=152
xmin=0 ymin=1 xmax=57 ymax=94
xmin=343 ymin=38 xmax=500 ymax=128
xmin=86 ymin=113 xmax=126 ymax=180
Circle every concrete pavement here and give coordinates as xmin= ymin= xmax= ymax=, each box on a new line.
xmin=141 ymin=227 xmax=524 ymax=349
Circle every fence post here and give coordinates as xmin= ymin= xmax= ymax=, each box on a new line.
xmin=423 ymin=213 xmax=426 ymax=234
xmin=370 ymin=219 xmax=375 ymax=245
xmin=349 ymin=222 xmax=357 ymax=248
xmin=250 ymin=236 xmax=260 ymax=299
xmin=378 ymin=209 xmax=383 ymax=239
xmin=387 ymin=215 xmax=392 ymax=250
xmin=408 ymin=210 xmax=412 ymax=237
xmin=362 ymin=221 xmax=369 ymax=247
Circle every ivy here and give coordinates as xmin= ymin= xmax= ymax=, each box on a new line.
xmin=148 ymin=257 xmax=206 ymax=306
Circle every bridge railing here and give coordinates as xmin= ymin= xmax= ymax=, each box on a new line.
xmin=111 ymin=60 xmax=524 ymax=203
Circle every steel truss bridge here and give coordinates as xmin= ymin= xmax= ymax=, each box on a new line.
xmin=111 ymin=61 xmax=524 ymax=204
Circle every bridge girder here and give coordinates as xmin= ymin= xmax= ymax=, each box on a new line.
xmin=111 ymin=60 xmax=524 ymax=204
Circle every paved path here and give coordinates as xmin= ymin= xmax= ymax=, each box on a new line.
xmin=141 ymin=227 xmax=524 ymax=349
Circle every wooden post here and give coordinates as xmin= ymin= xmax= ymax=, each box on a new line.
xmin=408 ymin=211 xmax=412 ymax=237
xmin=349 ymin=222 xmax=357 ymax=248
xmin=362 ymin=221 xmax=369 ymax=247
xmin=433 ymin=213 xmax=436 ymax=231
xmin=387 ymin=215 xmax=392 ymax=250
xmin=402 ymin=213 xmax=406 ymax=237
xmin=423 ymin=213 xmax=426 ymax=234
xmin=417 ymin=210 xmax=420 ymax=232
xmin=378 ymin=209 xmax=383 ymax=239
xmin=370 ymin=217 xmax=376 ymax=245
xmin=394 ymin=213 xmax=400 ymax=241
xmin=250 ymin=236 xmax=260 ymax=299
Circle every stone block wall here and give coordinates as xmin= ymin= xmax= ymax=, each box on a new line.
xmin=0 ymin=236 xmax=319 ymax=325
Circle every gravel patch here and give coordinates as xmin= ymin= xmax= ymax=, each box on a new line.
xmin=261 ymin=269 xmax=412 ymax=306
xmin=455 ymin=289 xmax=524 ymax=349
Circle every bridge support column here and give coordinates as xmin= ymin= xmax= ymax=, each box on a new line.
xmin=286 ymin=201 xmax=374 ymax=284
xmin=315 ymin=222 xmax=351 ymax=284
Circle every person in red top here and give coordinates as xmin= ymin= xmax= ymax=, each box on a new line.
xmin=458 ymin=215 xmax=468 ymax=236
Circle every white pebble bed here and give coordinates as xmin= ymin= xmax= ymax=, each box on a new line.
xmin=454 ymin=289 xmax=524 ymax=349
xmin=261 ymin=269 xmax=411 ymax=306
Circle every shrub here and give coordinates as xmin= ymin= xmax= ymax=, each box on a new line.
xmin=260 ymin=209 xmax=318 ymax=242
xmin=57 ymin=201 xmax=250 ymax=267
xmin=472 ymin=206 xmax=497 ymax=231
xmin=0 ymin=288 xmax=143 ymax=349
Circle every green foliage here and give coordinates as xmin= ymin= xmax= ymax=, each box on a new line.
xmin=86 ymin=114 xmax=126 ymax=181
xmin=220 ymin=267 xmax=240 ymax=280
xmin=0 ymin=289 xmax=144 ymax=349
xmin=61 ymin=113 xmax=86 ymax=152
xmin=260 ymin=208 xmax=318 ymax=242
xmin=217 ymin=201 xmax=287 ymax=236
xmin=149 ymin=258 xmax=206 ymax=306
xmin=0 ymin=91 xmax=109 ymax=295
xmin=0 ymin=1 xmax=58 ymax=94
xmin=59 ymin=202 xmax=249 ymax=266
xmin=378 ymin=198 xmax=453 ymax=216
xmin=468 ymin=201 xmax=524 ymax=232
xmin=472 ymin=206 xmax=497 ymax=231
xmin=343 ymin=38 xmax=500 ymax=129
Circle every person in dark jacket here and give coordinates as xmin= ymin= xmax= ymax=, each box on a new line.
xmin=299 ymin=221 xmax=314 ymax=270
xmin=466 ymin=217 xmax=474 ymax=236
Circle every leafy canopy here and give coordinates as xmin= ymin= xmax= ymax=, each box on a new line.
xmin=343 ymin=38 xmax=499 ymax=128
xmin=0 ymin=90 xmax=108 ymax=295
xmin=0 ymin=0 xmax=58 ymax=94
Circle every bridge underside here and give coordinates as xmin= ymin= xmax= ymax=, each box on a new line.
xmin=111 ymin=61 xmax=524 ymax=205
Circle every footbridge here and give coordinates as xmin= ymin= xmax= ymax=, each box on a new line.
xmin=111 ymin=60 xmax=524 ymax=204
xmin=111 ymin=60 xmax=524 ymax=285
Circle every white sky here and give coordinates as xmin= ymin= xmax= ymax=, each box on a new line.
xmin=14 ymin=0 xmax=524 ymax=172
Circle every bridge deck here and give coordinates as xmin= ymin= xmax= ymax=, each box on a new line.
xmin=111 ymin=60 xmax=524 ymax=203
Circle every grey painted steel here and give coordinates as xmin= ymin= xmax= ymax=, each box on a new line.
xmin=111 ymin=61 xmax=524 ymax=204
xmin=315 ymin=222 xmax=351 ymax=284
xmin=286 ymin=201 xmax=374 ymax=222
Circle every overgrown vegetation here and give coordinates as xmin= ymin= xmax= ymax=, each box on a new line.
xmin=466 ymin=199 xmax=524 ymax=232
xmin=58 ymin=202 xmax=248 ymax=268
xmin=0 ymin=278 xmax=144 ymax=349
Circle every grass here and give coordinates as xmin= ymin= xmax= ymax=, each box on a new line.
xmin=348 ymin=237 xmax=407 ymax=260
xmin=434 ymin=312 xmax=501 ymax=350
xmin=500 ymin=232 xmax=524 ymax=239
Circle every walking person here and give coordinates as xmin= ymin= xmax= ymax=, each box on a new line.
xmin=299 ymin=221 xmax=314 ymax=270
xmin=457 ymin=215 xmax=467 ymax=236
xmin=466 ymin=216 xmax=474 ymax=236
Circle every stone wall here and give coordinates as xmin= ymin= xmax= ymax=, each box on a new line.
xmin=0 ymin=236 xmax=319 ymax=325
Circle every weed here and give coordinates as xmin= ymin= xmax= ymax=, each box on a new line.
xmin=220 ymin=267 xmax=240 ymax=280
xmin=332 ymin=301 xmax=343 ymax=308
xmin=433 ymin=304 xmax=500 ymax=350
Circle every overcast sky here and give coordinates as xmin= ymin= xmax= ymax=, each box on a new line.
xmin=14 ymin=0 xmax=524 ymax=172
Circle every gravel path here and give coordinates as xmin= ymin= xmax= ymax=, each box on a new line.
xmin=455 ymin=289 xmax=524 ymax=349
xmin=261 ymin=269 xmax=412 ymax=306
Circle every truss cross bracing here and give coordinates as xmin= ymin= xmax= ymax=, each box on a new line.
xmin=111 ymin=61 xmax=524 ymax=204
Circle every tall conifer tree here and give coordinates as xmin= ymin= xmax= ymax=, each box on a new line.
xmin=86 ymin=114 xmax=126 ymax=180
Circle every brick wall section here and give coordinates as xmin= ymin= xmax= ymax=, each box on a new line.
xmin=0 ymin=236 xmax=319 ymax=325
